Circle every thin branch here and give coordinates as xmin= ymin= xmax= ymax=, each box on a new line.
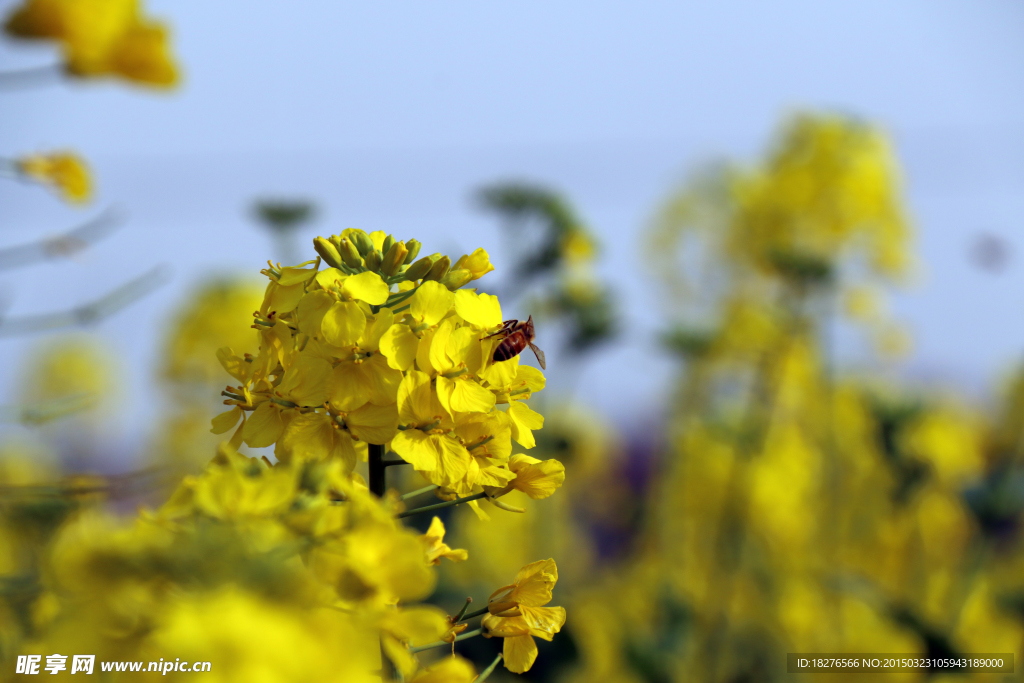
xmin=0 ymin=264 xmax=171 ymax=336
xmin=0 ymin=207 xmax=124 ymax=271
xmin=0 ymin=466 xmax=170 ymax=500
xmin=475 ymin=654 xmax=503 ymax=682
xmin=0 ymin=63 xmax=63 ymax=91
xmin=0 ymin=392 xmax=96 ymax=425
xmin=452 ymin=597 xmax=473 ymax=622
xmin=397 ymin=491 xmax=487 ymax=519
xmin=382 ymin=457 xmax=409 ymax=467
xmin=409 ymin=627 xmax=483 ymax=654
xmin=400 ymin=484 xmax=438 ymax=501
xmin=458 ymin=606 xmax=490 ymax=624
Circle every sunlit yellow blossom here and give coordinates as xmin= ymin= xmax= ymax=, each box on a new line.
xmin=507 ymin=454 xmax=565 ymax=499
xmin=16 ymin=152 xmax=91 ymax=203
xmin=482 ymin=559 xmax=566 ymax=674
xmin=487 ymin=558 xmax=559 ymax=615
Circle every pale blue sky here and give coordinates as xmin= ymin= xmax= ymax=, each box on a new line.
xmin=1 ymin=1 xmax=1022 ymax=448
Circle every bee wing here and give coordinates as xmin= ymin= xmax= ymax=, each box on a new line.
xmin=529 ymin=342 xmax=546 ymax=370
xmin=482 ymin=319 xmax=518 ymax=339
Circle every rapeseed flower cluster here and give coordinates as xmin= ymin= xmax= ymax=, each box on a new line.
xmin=5 ymin=0 xmax=179 ymax=87
xmin=212 ymin=229 xmax=560 ymax=511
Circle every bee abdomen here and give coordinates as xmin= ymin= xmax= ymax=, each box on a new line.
xmin=493 ymin=333 xmax=526 ymax=362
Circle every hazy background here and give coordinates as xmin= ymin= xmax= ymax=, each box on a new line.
xmin=1 ymin=1 xmax=1022 ymax=450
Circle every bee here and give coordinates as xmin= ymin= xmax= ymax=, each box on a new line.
xmin=484 ymin=315 xmax=546 ymax=370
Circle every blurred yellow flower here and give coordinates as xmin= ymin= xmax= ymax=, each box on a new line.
xmin=16 ymin=152 xmax=91 ymax=203
xmin=163 ymin=279 xmax=264 ymax=385
xmin=5 ymin=0 xmax=179 ymax=87
xmin=20 ymin=335 xmax=118 ymax=418
xmin=421 ymin=516 xmax=468 ymax=565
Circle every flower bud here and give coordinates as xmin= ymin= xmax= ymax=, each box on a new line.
xmin=381 ymin=234 xmax=395 ymax=256
xmin=313 ymin=237 xmax=343 ymax=269
xmin=337 ymin=239 xmax=363 ymax=268
xmin=404 ymin=239 xmax=422 ymax=264
xmin=380 ymin=241 xmax=409 ymax=277
xmin=441 ymin=268 xmax=473 ymax=290
xmin=350 ymin=230 xmax=375 ymax=256
xmin=364 ymin=248 xmax=383 ymax=272
xmin=403 ymin=255 xmax=435 ymax=281
xmin=423 ymin=255 xmax=451 ymax=282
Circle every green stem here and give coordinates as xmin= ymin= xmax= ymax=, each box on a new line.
xmin=369 ymin=444 xmax=387 ymax=498
xmin=400 ymin=484 xmax=438 ymax=501
xmin=368 ymin=442 xmax=393 ymax=680
xmin=398 ymin=492 xmax=486 ymax=519
xmin=476 ymin=654 xmax=503 ymax=682
xmin=452 ymin=597 xmax=473 ymax=622
xmin=409 ymin=627 xmax=483 ymax=654
xmin=458 ymin=605 xmax=489 ymax=623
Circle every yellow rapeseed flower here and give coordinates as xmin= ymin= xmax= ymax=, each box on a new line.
xmin=5 ymin=0 xmax=179 ymax=87
xmin=16 ymin=152 xmax=92 ymax=203
xmin=483 ymin=558 xmax=566 ymax=673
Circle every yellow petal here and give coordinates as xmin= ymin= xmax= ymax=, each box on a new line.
xmin=409 ymin=655 xmax=476 ymax=683
xmin=326 ymin=362 xmax=370 ymax=413
xmin=415 ymin=328 xmax=437 ymax=376
xmin=277 ymin=265 xmax=317 ymax=287
xmin=278 ymin=412 xmax=336 ymax=463
xmin=411 ymin=281 xmax=454 ymax=326
xmin=342 ymin=271 xmax=389 ymax=305
xmin=429 ymin=318 xmax=456 ymax=373
xmin=277 ymin=356 xmax=332 ymax=406
xmin=508 ymin=401 xmax=544 ymax=449
xmin=516 ymin=365 xmax=546 ymax=394
xmin=380 ymin=323 xmax=419 ymax=371
xmin=433 ymin=434 xmax=472 ymax=485
xmin=210 ymin=406 xmax=242 ymax=434
xmin=449 ymin=379 xmax=496 ymax=414
xmin=368 ymin=230 xmax=388 ymax=251
xmin=503 ymin=634 xmax=538 ymax=674
xmin=509 ymin=455 xmax=565 ymax=499
xmin=330 ymin=429 xmax=359 ymax=472
xmin=362 ymin=308 xmax=394 ymax=351
xmin=381 ymin=605 xmax=450 ymax=645
xmin=445 ymin=327 xmax=482 ymax=371
xmin=346 ymin=402 xmax=399 ymax=444
xmin=216 ymin=347 xmax=250 ymax=383
xmin=314 ymin=267 xmax=345 ymax=291
xmin=360 ymin=354 xmax=403 ymax=405
xmin=397 ymin=370 xmax=435 ymax=425
xmin=262 ymin=281 xmax=304 ymax=315
xmin=321 ymin=301 xmax=366 ymax=346
xmin=454 ymin=290 xmax=502 ymax=328
xmin=391 ymin=430 xmax=438 ymax=472
xmin=242 ymin=401 xmax=284 ymax=448
xmin=296 ymin=290 xmax=335 ymax=336
xmin=435 ymin=376 xmax=455 ymax=419
xmin=480 ymin=354 xmax=519 ymax=388
xmin=519 ymin=605 xmax=566 ymax=639
xmin=512 ymin=558 xmax=558 ymax=606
